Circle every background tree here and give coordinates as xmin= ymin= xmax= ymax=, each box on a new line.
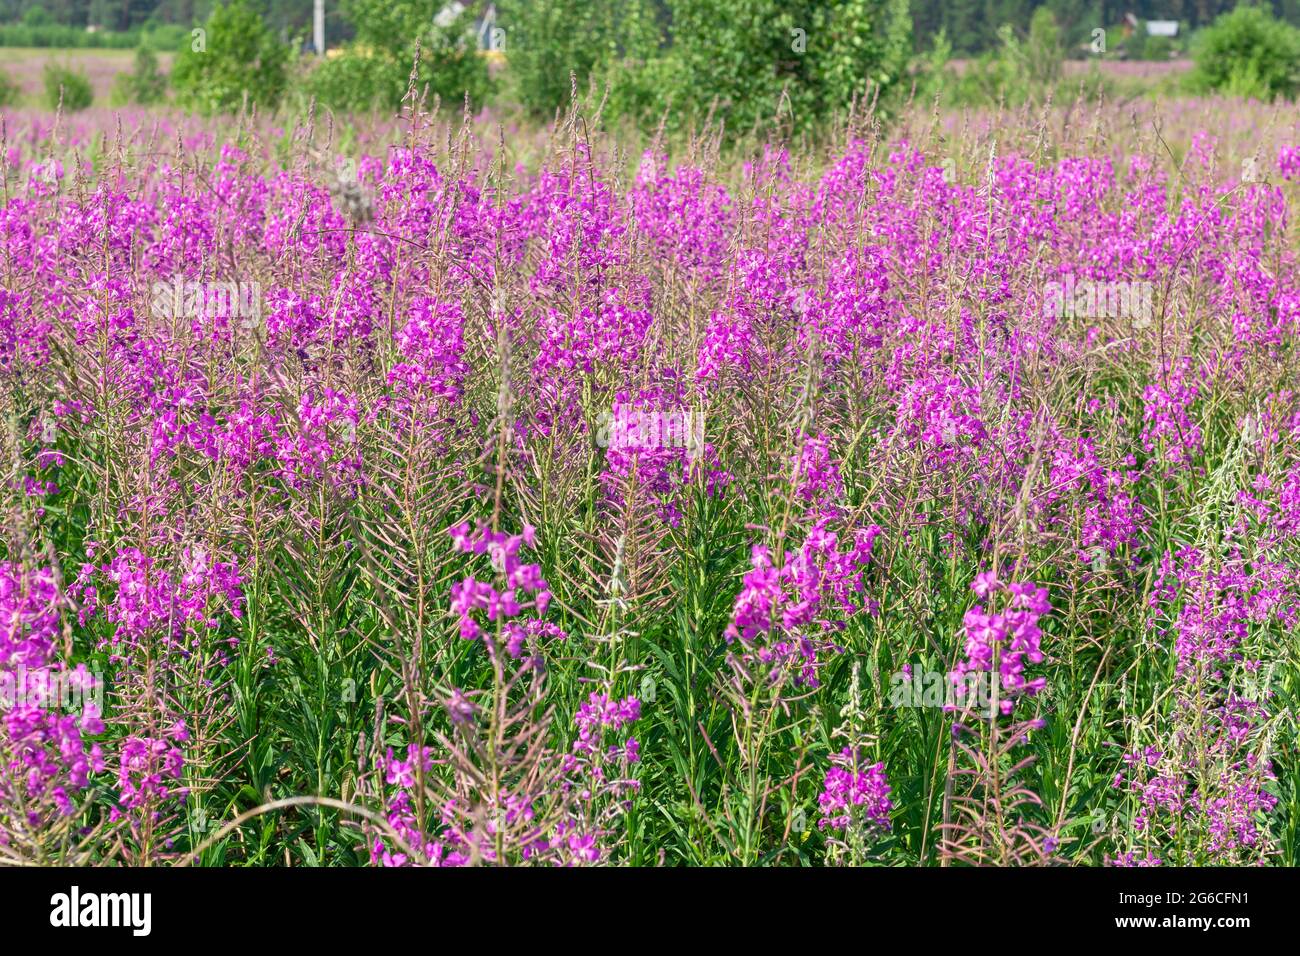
xmin=42 ymin=61 xmax=93 ymax=108
xmin=303 ymin=0 xmax=490 ymax=113
xmin=1190 ymin=2 xmax=1300 ymax=100
xmin=496 ymin=0 xmax=662 ymax=119
xmin=171 ymin=0 xmax=288 ymax=114
xmin=112 ymin=42 xmax=168 ymax=103
xmin=665 ymin=0 xmax=913 ymax=135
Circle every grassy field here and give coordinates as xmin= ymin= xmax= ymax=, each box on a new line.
xmin=0 ymin=47 xmax=174 ymax=106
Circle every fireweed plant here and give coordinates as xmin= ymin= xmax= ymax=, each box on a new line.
xmin=1 ymin=90 xmax=1300 ymax=867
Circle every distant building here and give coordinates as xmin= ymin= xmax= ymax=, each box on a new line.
xmin=435 ymin=2 xmax=467 ymax=29
xmin=1146 ymin=20 xmax=1179 ymax=37
xmin=435 ymin=2 xmax=502 ymax=51
xmin=478 ymin=4 xmax=502 ymax=52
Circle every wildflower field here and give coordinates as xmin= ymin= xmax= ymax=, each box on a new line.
xmin=3 ymin=92 xmax=1300 ymax=870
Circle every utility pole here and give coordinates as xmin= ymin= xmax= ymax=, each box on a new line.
xmin=314 ymin=0 xmax=325 ymax=55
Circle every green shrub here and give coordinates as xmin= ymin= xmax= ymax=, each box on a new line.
xmin=932 ymin=12 xmax=1110 ymax=111
xmin=928 ymin=7 xmax=1062 ymax=109
xmin=0 ymin=67 xmax=18 ymax=107
xmin=22 ymin=5 xmax=52 ymax=27
xmin=497 ymin=0 xmax=659 ymax=119
xmin=171 ymin=0 xmax=289 ymax=115
xmin=1023 ymin=6 xmax=1062 ymax=87
xmin=1191 ymin=3 xmax=1300 ymax=101
xmin=43 ymin=63 xmax=94 ymax=111
xmin=0 ymin=69 xmax=18 ymax=108
xmin=907 ymin=28 xmax=953 ymax=104
xmin=303 ymin=0 xmax=491 ymax=114
xmin=663 ymin=0 xmax=913 ymax=135
xmin=594 ymin=54 xmax=681 ymax=128
xmin=304 ymin=52 xmax=403 ymax=113
xmin=112 ymin=46 xmax=168 ymax=106
xmin=140 ymin=23 xmax=189 ymax=53
xmin=1140 ymin=34 xmax=1176 ymax=61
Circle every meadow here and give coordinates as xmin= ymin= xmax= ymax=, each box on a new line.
xmin=0 ymin=48 xmax=176 ymax=104
xmin=2 ymin=79 xmax=1300 ymax=868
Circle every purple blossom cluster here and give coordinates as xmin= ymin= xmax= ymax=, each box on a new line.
xmin=725 ymin=522 xmax=883 ymax=686
xmin=448 ymin=521 xmax=551 ymax=653
xmin=73 ymin=546 xmax=245 ymax=663
xmin=1113 ymin=696 xmax=1279 ymax=865
xmin=1113 ymin=543 xmax=1293 ymax=865
xmin=951 ymin=573 xmax=1052 ymax=715
xmin=372 ymin=688 xmax=642 ymax=868
xmin=817 ymin=747 xmax=892 ymax=833
xmin=0 ymin=564 xmax=105 ymax=834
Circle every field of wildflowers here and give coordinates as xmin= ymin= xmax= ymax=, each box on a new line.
xmin=2 ymin=90 xmax=1300 ymax=869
